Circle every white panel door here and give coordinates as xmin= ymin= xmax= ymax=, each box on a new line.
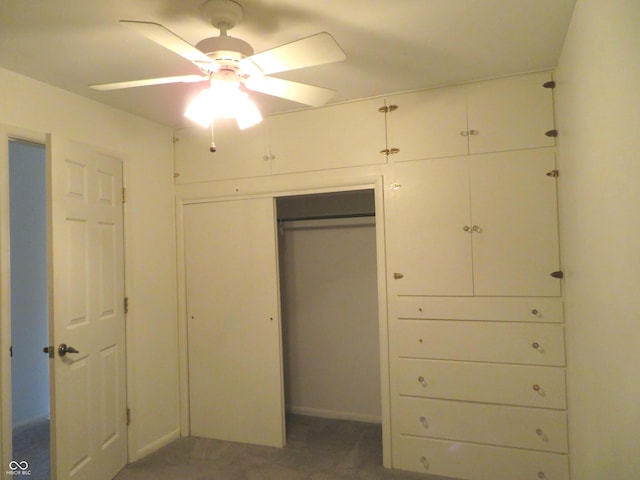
xmin=49 ymin=136 xmax=127 ymax=480
xmin=184 ymin=198 xmax=284 ymax=447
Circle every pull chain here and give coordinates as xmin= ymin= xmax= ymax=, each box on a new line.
xmin=209 ymin=119 xmax=217 ymax=153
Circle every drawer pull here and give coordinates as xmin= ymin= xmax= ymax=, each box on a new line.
xmin=532 ymin=342 xmax=540 ymax=350
xmin=536 ymin=428 xmax=549 ymax=442
xmin=420 ymin=456 xmax=429 ymax=470
xmin=419 ymin=416 xmax=429 ymax=429
xmin=418 ymin=376 xmax=427 ymax=386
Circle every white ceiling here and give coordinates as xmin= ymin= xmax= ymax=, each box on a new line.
xmin=0 ymin=0 xmax=576 ymax=128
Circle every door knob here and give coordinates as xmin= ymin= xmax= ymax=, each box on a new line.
xmin=58 ymin=343 xmax=80 ymax=357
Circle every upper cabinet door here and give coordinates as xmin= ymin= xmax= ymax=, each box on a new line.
xmin=470 ymin=149 xmax=561 ymax=296
xmin=385 ymin=86 xmax=469 ymax=162
xmin=467 ymin=71 xmax=556 ymax=154
xmin=386 ymin=158 xmax=473 ymax=296
xmin=174 ymin=119 xmax=271 ymax=183
xmin=269 ymin=98 xmax=386 ymax=175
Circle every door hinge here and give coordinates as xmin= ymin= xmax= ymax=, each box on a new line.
xmin=543 ymin=80 xmax=557 ymax=89
xmin=377 ymin=104 xmax=398 ymax=113
xmin=546 ymin=169 xmax=559 ymax=178
xmin=126 ymin=408 xmax=131 ymax=426
xmin=124 ymin=297 xmax=129 ymax=314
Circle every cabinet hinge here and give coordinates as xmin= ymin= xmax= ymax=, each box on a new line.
xmin=545 ymin=129 xmax=558 ymax=137
xmin=546 ymin=169 xmax=559 ymax=178
xmin=543 ymin=80 xmax=557 ymax=89
xmin=126 ymin=408 xmax=131 ymax=426
xmin=550 ymin=271 xmax=564 ymax=279
xmin=122 ymin=187 xmax=126 ymax=203
xmin=124 ymin=297 xmax=129 ymax=314
xmin=378 ymin=104 xmax=398 ymax=113
xmin=172 ymin=136 xmax=180 ymax=144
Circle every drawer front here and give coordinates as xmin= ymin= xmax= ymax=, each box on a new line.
xmin=397 ymin=358 xmax=566 ymax=409
xmin=393 ymin=320 xmax=565 ymax=366
xmin=395 ymin=436 xmax=569 ymax=480
xmin=396 ymin=396 xmax=568 ymax=453
xmin=396 ymin=297 xmax=563 ymax=323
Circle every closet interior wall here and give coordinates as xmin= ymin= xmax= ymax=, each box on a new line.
xmin=277 ymin=190 xmax=381 ymax=423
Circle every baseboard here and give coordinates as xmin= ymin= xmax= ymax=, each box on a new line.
xmin=132 ymin=427 xmax=180 ymax=462
xmin=286 ymin=405 xmax=381 ymax=424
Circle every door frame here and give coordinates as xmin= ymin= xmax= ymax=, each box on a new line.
xmin=0 ymin=125 xmax=132 ymax=478
xmin=175 ymin=175 xmax=391 ymax=466
xmin=0 ymin=126 xmax=47 ymax=477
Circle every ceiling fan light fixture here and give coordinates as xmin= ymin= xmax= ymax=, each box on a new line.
xmin=184 ymin=77 xmax=262 ymax=129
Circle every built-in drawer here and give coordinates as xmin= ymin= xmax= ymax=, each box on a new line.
xmin=396 ymin=297 xmax=563 ymax=323
xmin=396 ymin=396 xmax=568 ymax=453
xmin=393 ymin=320 xmax=565 ymax=366
xmin=395 ymin=436 xmax=569 ymax=480
xmin=397 ymin=358 xmax=566 ymax=409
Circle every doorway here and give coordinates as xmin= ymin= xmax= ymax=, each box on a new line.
xmin=8 ymin=138 xmax=50 ymax=479
xmin=276 ymin=189 xmax=381 ymax=423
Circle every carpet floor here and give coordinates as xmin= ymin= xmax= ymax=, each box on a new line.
xmin=115 ymin=414 xmax=452 ymax=480
xmin=12 ymin=417 xmax=50 ymax=480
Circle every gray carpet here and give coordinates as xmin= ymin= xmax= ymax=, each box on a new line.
xmin=12 ymin=417 xmax=50 ymax=480
xmin=115 ymin=415 xmax=451 ymax=480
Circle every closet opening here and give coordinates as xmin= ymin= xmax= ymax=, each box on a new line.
xmin=276 ymin=189 xmax=382 ymax=446
xmin=8 ymin=138 xmax=50 ymax=478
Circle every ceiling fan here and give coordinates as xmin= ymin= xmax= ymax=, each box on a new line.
xmin=90 ymin=0 xmax=346 ymax=130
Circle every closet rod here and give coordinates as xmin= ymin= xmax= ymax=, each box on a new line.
xmin=277 ymin=212 xmax=375 ymax=223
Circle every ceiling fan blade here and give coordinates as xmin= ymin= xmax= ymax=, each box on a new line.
xmin=90 ymin=74 xmax=208 ymax=91
xmin=245 ymin=76 xmax=336 ymax=107
xmin=240 ymin=32 xmax=346 ymax=75
xmin=120 ymin=20 xmax=217 ymax=70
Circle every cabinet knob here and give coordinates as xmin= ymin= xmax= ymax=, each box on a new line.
xmin=532 ymin=342 xmax=540 ymax=350
xmin=418 ymin=376 xmax=426 ymax=385
xmin=536 ymin=428 xmax=544 ymax=436
xmin=393 ymin=273 xmax=404 ymax=279
xmin=420 ymin=456 xmax=429 ymax=470
xmin=460 ymin=130 xmax=469 ymax=136
xmin=463 ymin=225 xmax=471 ymax=232
xmin=538 ymin=472 xmax=547 ymax=479
xmin=419 ymin=416 xmax=429 ymax=428
xmin=469 ymin=129 xmax=479 ymax=135
xmin=472 ymin=225 xmax=482 ymax=233
xmin=532 ymin=384 xmax=541 ymax=392
xmin=531 ymin=309 xmax=539 ymax=315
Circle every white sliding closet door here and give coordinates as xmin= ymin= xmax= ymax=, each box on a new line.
xmin=184 ymin=198 xmax=284 ymax=447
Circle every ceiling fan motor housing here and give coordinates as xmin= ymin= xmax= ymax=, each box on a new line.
xmin=196 ymin=36 xmax=254 ymax=64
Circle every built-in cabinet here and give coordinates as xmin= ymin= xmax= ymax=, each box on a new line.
xmin=176 ymin=70 xmax=566 ymax=480
xmin=384 ymin=71 xmax=556 ymax=162
xmin=386 ymin=148 xmax=561 ymax=297
xmin=384 ymin=71 xmax=567 ymax=479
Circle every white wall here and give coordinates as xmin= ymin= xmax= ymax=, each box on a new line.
xmin=0 ymin=67 xmax=179 ymax=464
xmin=555 ymin=1 xmax=640 ymax=478
xmin=280 ymin=217 xmax=381 ymax=423
xmin=9 ymin=140 xmax=49 ymax=428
